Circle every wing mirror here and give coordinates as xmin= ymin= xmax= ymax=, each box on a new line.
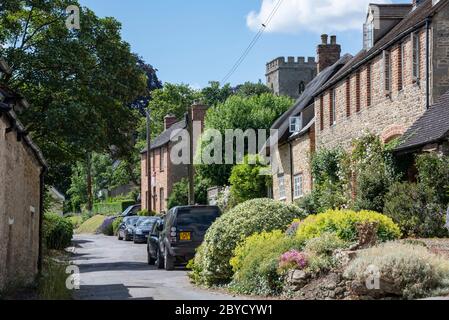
xmin=157 ymin=222 xmax=164 ymax=232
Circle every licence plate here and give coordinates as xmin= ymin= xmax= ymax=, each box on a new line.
xmin=179 ymin=232 xmax=191 ymax=241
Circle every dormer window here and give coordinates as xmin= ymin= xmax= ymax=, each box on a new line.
xmin=363 ymin=21 xmax=374 ymax=50
xmin=289 ymin=116 xmax=302 ymax=133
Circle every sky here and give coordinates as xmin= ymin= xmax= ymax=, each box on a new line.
xmin=78 ymin=0 xmax=409 ymax=89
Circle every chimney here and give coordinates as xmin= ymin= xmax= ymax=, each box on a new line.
xmin=164 ymin=114 xmax=178 ymax=130
xmin=190 ymin=101 xmax=209 ymax=132
xmin=317 ymin=34 xmax=341 ymax=73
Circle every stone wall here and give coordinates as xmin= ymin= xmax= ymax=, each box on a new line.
xmin=272 ymin=129 xmax=313 ymax=203
xmin=316 ymin=28 xmax=430 ymax=150
xmin=0 ymin=116 xmax=42 ymax=291
xmin=433 ymin=2 xmax=449 ymax=99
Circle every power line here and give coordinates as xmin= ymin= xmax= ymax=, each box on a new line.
xmin=221 ymin=0 xmax=284 ymax=84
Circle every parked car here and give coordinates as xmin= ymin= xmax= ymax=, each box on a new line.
xmin=147 ymin=218 xmax=164 ymax=267
xmin=118 ymin=216 xmax=140 ymax=241
xmin=121 ymin=204 xmax=141 ymax=217
xmin=133 ymin=217 xmax=160 ymax=244
xmin=152 ymin=205 xmax=221 ymax=270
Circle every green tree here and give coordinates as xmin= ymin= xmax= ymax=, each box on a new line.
xmin=235 ymin=81 xmax=270 ymax=97
xmin=229 ymin=155 xmax=271 ymax=204
xmin=201 ymin=81 xmax=233 ymax=107
xmin=0 ymin=1 xmax=146 ymax=189
xmin=146 ymin=83 xmax=201 ymax=137
xmin=167 ymin=177 xmax=210 ymax=210
xmin=196 ymin=93 xmax=293 ymax=186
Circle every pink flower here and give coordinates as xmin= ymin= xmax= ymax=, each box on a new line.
xmin=279 ymin=250 xmax=308 ymax=270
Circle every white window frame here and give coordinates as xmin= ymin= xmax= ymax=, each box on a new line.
xmin=278 ymin=175 xmax=286 ymax=200
xmin=412 ymin=32 xmax=420 ymax=81
xmin=331 ymin=89 xmax=337 ymax=126
xmin=289 ymin=115 xmax=302 ymax=133
xmin=293 ymin=174 xmax=304 ymax=199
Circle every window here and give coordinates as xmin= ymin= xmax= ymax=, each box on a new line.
xmin=398 ymin=43 xmax=404 ymax=91
xmin=289 ymin=116 xmax=302 ymax=133
xmin=160 ymin=147 xmax=165 ymax=172
xmin=320 ymin=96 xmax=324 ymax=131
xmin=363 ymin=22 xmax=374 ymax=50
xmin=346 ymin=78 xmax=351 ymax=117
xmin=329 ymin=89 xmax=336 ymax=126
xmin=293 ymin=174 xmax=303 ymax=199
xmin=298 ymin=82 xmax=305 ymax=95
xmin=278 ymin=175 xmax=286 ymax=200
xmin=367 ymin=64 xmax=372 ymax=107
xmin=383 ymin=50 xmax=391 ymax=95
xmin=356 ymin=71 xmax=361 ymax=112
xmin=412 ymin=32 xmax=420 ymax=81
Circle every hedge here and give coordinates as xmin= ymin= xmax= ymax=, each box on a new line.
xmin=92 ymin=200 xmax=135 ymax=215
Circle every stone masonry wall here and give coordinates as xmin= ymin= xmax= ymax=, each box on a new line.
xmin=316 ymin=28 xmax=430 ymax=150
xmin=272 ymin=130 xmax=313 ymax=203
xmin=433 ymin=2 xmax=449 ymax=99
xmin=0 ymin=116 xmax=42 ymax=291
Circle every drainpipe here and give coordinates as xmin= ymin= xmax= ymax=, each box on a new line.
xmin=37 ymin=167 xmax=46 ymax=274
xmin=425 ymin=17 xmax=431 ymax=109
xmin=288 ymin=141 xmax=294 ymax=202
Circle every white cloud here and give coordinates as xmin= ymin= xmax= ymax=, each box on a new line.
xmin=247 ymin=0 xmax=393 ymax=34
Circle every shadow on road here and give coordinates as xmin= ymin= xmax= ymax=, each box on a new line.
xmin=78 ymin=261 xmax=155 ymax=273
xmin=75 ymin=284 xmax=155 ymax=300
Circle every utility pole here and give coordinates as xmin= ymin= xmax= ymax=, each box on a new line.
xmin=186 ymin=109 xmax=195 ymax=205
xmin=146 ymin=109 xmax=152 ymax=213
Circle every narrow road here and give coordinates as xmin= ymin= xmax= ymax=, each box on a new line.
xmin=71 ymin=234 xmax=243 ymax=300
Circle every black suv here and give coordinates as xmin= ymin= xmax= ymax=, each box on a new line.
xmin=149 ymin=205 xmax=221 ymax=270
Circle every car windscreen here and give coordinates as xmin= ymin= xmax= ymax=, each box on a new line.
xmin=175 ymin=208 xmax=220 ymax=230
xmin=125 ymin=217 xmax=139 ymax=225
xmin=138 ymin=218 xmax=155 ymax=226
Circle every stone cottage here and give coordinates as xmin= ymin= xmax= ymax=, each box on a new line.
xmin=271 ymin=0 xmax=449 ymax=203
xmin=141 ymin=103 xmax=208 ymax=213
xmin=0 ymin=60 xmax=47 ymax=291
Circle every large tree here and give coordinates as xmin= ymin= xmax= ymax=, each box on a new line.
xmin=0 ymin=0 xmax=146 ymax=191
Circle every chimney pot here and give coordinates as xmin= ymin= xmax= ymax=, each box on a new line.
xmin=330 ymin=35 xmax=337 ymax=45
xmin=321 ymin=34 xmax=328 ymax=45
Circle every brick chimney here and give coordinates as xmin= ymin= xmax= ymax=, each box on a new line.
xmin=317 ymin=34 xmax=341 ymax=73
xmin=190 ymin=101 xmax=209 ymax=132
xmin=164 ymin=114 xmax=178 ymax=130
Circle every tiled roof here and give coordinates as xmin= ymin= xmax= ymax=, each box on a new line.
xmin=141 ymin=117 xmax=187 ymax=153
xmin=317 ymin=0 xmax=448 ymax=95
xmin=270 ymin=54 xmax=353 ymax=144
xmin=395 ymin=91 xmax=449 ymax=152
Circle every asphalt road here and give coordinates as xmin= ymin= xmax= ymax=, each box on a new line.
xmin=71 ymin=234 xmax=243 ymax=300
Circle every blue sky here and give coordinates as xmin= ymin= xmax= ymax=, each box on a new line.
xmin=79 ymin=0 xmax=409 ymax=88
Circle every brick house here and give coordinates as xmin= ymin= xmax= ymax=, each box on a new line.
xmin=141 ymin=103 xmax=208 ymax=213
xmin=271 ymin=0 xmax=449 ymax=203
xmin=0 ymin=60 xmax=47 ymax=291
xmin=316 ymin=0 xmax=449 ymax=150
xmin=270 ymin=37 xmax=352 ymax=202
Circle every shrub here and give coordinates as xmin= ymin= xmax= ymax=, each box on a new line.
xmin=229 ymin=155 xmax=272 ymax=204
xmin=66 ymin=216 xmax=83 ymax=229
xmin=229 ymin=230 xmax=303 ymax=296
xmin=167 ymin=177 xmax=209 ymax=210
xmin=92 ymin=200 xmax=135 ymax=215
xmin=43 ymin=213 xmax=74 ymax=250
xmin=344 ymin=242 xmax=449 ymax=299
xmin=295 ymin=209 xmax=401 ymax=243
xmin=190 ymin=198 xmax=304 ymax=286
xmin=303 ymin=232 xmax=348 ymax=274
xmin=112 ymin=217 xmax=123 ymax=235
xmin=278 ymin=250 xmax=308 ymax=272
xmin=137 ymin=209 xmax=156 ymax=216
xmin=98 ymin=216 xmax=116 ymax=236
xmin=416 ymin=153 xmax=449 ymax=205
xmin=383 ymin=182 xmax=448 ymax=238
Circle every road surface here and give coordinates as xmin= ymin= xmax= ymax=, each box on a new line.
xmin=71 ymin=234 xmax=243 ymax=300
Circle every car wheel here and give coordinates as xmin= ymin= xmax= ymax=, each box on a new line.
xmin=156 ymin=249 xmax=164 ymax=269
xmin=125 ymin=231 xmax=131 ymax=241
xmin=164 ymin=248 xmax=175 ymax=271
xmin=147 ymin=249 xmax=156 ymax=265
xmin=118 ymin=231 xmax=123 ymax=241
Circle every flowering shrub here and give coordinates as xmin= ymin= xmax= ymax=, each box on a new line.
xmin=228 ymin=230 xmax=303 ymax=296
xmin=278 ymin=250 xmax=308 ymax=272
xmin=189 ymin=199 xmax=304 ymax=286
xmin=344 ymin=242 xmax=449 ymax=299
xmin=296 ymin=209 xmax=401 ymax=243
xmin=98 ymin=216 xmax=116 ymax=236
xmin=285 ymin=219 xmax=301 ymax=237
